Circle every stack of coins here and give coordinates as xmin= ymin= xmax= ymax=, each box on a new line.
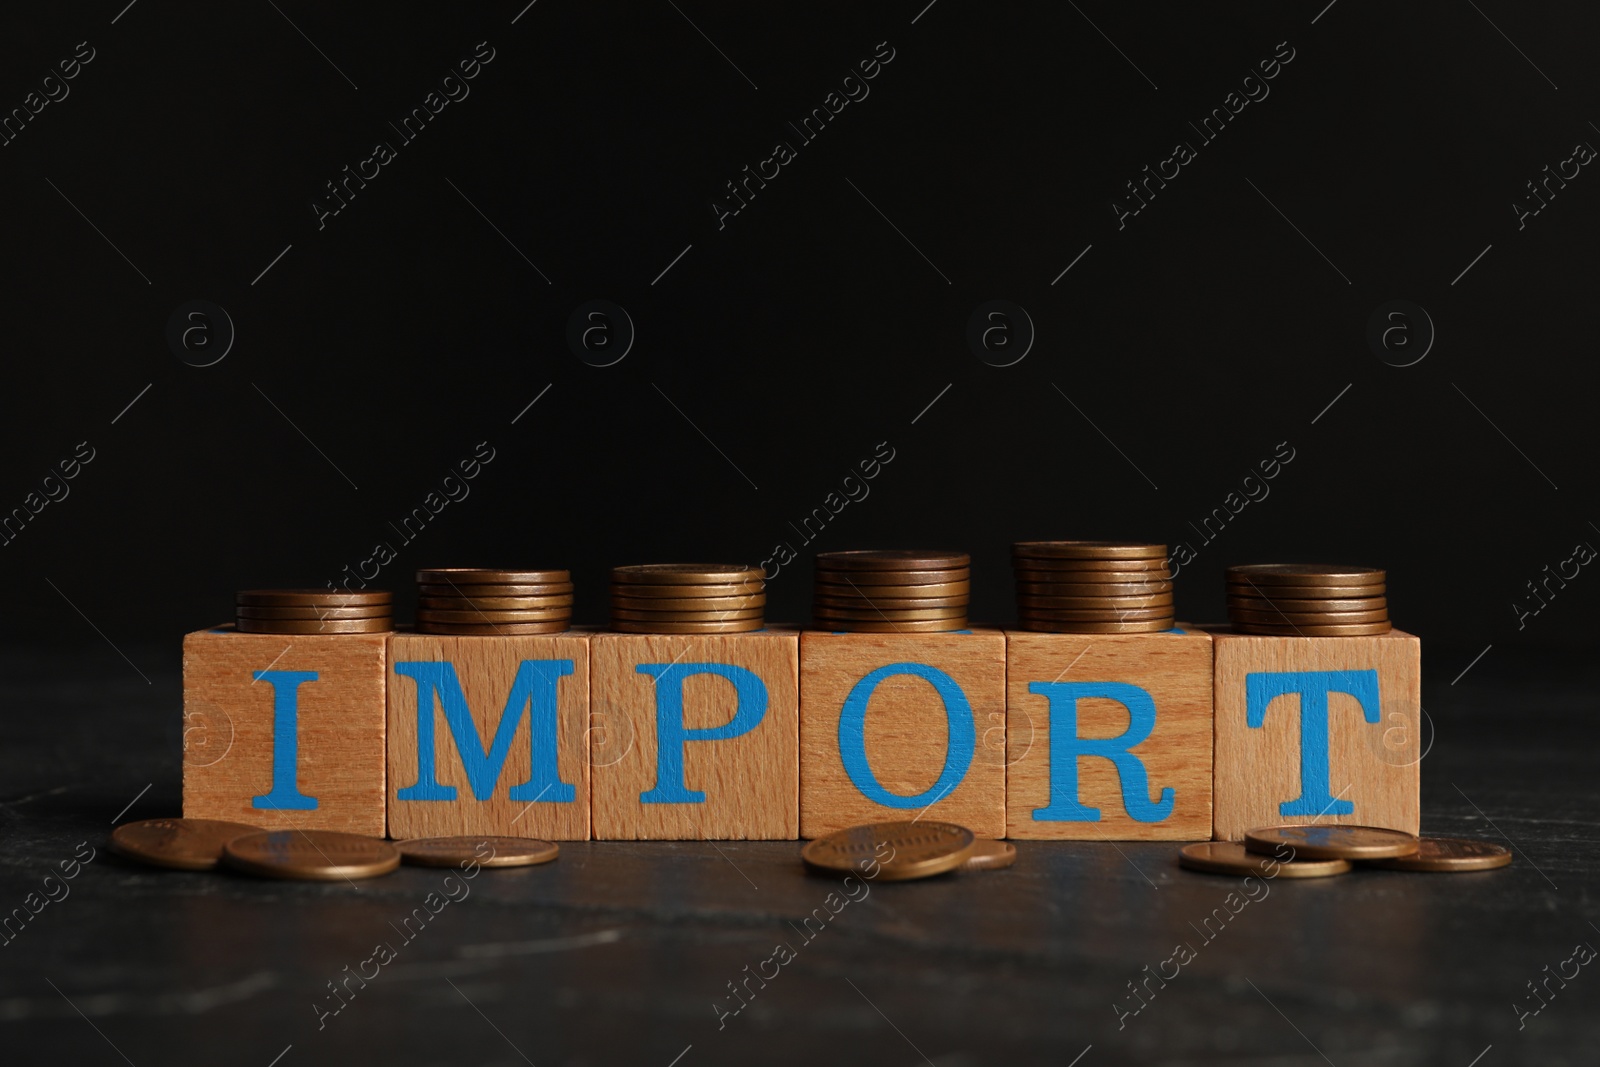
xmin=1012 ymin=541 xmax=1173 ymax=633
xmin=610 ymin=564 xmax=765 ymax=633
xmin=813 ymin=550 xmax=969 ymax=632
xmin=1225 ymin=564 xmax=1390 ymax=635
xmin=415 ymin=568 xmax=573 ymax=635
xmin=235 ymin=589 xmax=392 ymax=634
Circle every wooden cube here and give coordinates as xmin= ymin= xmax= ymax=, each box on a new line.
xmin=590 ymin=629 xmax=798 ymax=840
xmin=182 ymin=626 xmax=387 ymax=837
xmin=386 ymin=632 xmax=591 ymax=841
xmin=1004 ymin=626 xmax=1213 ymax=840
xmin=1212 ymin=627 xmax=1421 ymax=841
xmin=799 ymin=628 xmax=1006 ymax=839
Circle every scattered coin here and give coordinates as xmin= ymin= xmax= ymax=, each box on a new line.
xmin=397 ymin=836 xmax=560 ymax=868
xmin=1243 ymin=824 xmax=1419 ymax=861
xmin=110 ymin=818 xmax=262 ymax=871
xmin=1365 ymin=837 xmax=1513 ymax=872
xmin=222 ymin=830 xmax=401 ymax=881
xmin=802 ymin=820 xmax=976 ymax=881
xmin=1177 ymin=841 xmax=1352 ymax=879
xmin=960 ymin=839 xmax=1018 ymax=871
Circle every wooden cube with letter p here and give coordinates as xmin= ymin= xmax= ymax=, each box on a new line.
xmin=1004 ymin=627 xmax=1213 ymax=840
xmin=1212 ymin=628 xmax=1421 ymax=841
xmin=182 ymin=627 xmax=387 ymax=836
xmin=386 ymin=632 xmax=591 ymax=841
xmin=589 ymin=629 xmax=798 ymax=839
xmin=799 ymin=629 xmax=1006 ymax=839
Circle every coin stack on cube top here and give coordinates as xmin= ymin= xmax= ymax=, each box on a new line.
xmin=235 ymin=589 xmax=393 ymax=634
xmin=415 ymin=568 xmax=573 ymax=635
xmin=1011 ymin=541 xmax=1174 ymax=633
xmin=610 ymin=564 xmax=765 ymax=633
xmin=812 ymin=550 xmax=970 ymax=632
xmin=1225 ymin=564 xmax=1390 ymax=636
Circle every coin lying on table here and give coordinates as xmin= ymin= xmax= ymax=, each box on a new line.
xmin=802 ymin=820 xmax=975 ymax=881
xmin=110 ymin=818 xmax=263 ymax=871
xmin=222 ymin=830 xmax=401 ymax=880
xmin=1178 ymin=841 xmax=1352 ymax=879
xmin=960 ymin=839 xmax=1017 ymax=871
xmin=1243 ymin=824 xmax=1418 ymax=860
xmin=1365 ymin=837 xmax=1513 ymax=872
xmin=398 ymin=836 xmax=560 ymax=868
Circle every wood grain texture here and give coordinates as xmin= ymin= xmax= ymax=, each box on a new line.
xmin=1212 ymin=627 xmax=1420 ymax=841
xmin=181 ymin=626 xmax=387 ymax=837
xmin=799 ymin=629 xmax=1006 ymax=839
xmin=386 ymin=632 xmax=591 ymax=841
xmin=590 ymin=629 xmax=798 ymax=840
xmin=1004 ymin=627 xmax=1213 ymax=840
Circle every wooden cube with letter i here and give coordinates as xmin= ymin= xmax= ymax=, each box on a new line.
xmin=1212 ymin=564 xmax=1420 ymax=841
xmin=182 ymin=590 xmax=394 ymax=837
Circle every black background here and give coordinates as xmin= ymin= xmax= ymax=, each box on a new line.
xmin=4 ymin=1 xmax=1596 ymax=668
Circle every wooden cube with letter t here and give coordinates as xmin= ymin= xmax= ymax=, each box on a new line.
xmin=386 ymin=632 xmax=591 ymax=841
xmin=589 ymin=629 xmax=799 ymax=839
xmin=799 ymin=629 xmax=1007 ymax=839
xmin=1211 ymin=628 xmax=1421 ymax=841
xmin=1005 ymin=627 xmax=1213 ymax=840
xmin=182 ymin=627 xmax=387 ymax=836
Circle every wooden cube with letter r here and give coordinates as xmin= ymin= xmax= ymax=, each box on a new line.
xmin=1212 ymin=627 xmax=1421 ymax=841
xmin=1005 ymin=626 xmax=1213 ymax=840
xmin=590 ymin=629 xmax=798 ymax=839
xmin=386 ymin=632 xmax=591 ymax=841
xmin=799 ymin=629 xmax=1007 ymax=839
xmin=182 ymin=626 xmax=388 ymax=837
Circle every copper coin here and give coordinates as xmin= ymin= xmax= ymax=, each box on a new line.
xmin=1226 ymin=596 xmax=1387 ymax=613
xmin=1014 ymin=566 xmax=1170 ymax=583
xmin=110 ymin=818 xmax=262 ymax=871
xmin=1011 ymin=555 xmax=1170 ymax=572
xmin=612 ymin=564 xmax=763 ymax=585
xmin=612 ymin=594 xmax=765 ymax=612
xmin=236 ymin=589 xmax=391 ymax=607
xmin=802 ymin=820 xmax=975 ymax=881
xmin=611 ymin=581 xmax=766 ymax=598
xmin=1227 ymin=582 xmax=1387 ymax=600
xmin=959 ymin=839 xmax=1018 ymax=871
xmin=415 ymin=568 xmax=570 ymax=585
xmin=812 ymin=594 xmax=969 ymax=611
xmin=1017 ymin=580 xmax=1174 ymax=597
xmin=236 ymin=617 xmax=392 ymax=634
xmin=222 ymin=830 xmax=401 ymax=880
xmin=416 ymin=607 xmax=571 ymax=623
xmin=236 ymin=604 xmax=394 ymax=620
xmin=397 ymin=836 xmax=560 ymax=868
xmin=419 ymin=595 xmax=576 ymax=610
xmin=812 ymin=617 xmax=969 ymax=633
xmin=611 ymin=607 xmax=765 ymax=622
xmin=1017 ymin=607 xmax=1176 ymax=622
xmin=1230 ymin=608 xmax=1390 ymax=625
xmin=1230 ymin=621 xmax=1394 ymax=636
xmin=1178 ymin=841 xmax=1351 ymax=879
xmin=814 ymin=579 xmax=972 ymax=599
xmin=1226 ymin=564 xmax=1386 ymax=585
xmin=1017 ymin=593 xmax=1173 ymax=609
xmin=610 ymin=618 xmax=765 ymax=633
xmin=814 ymin=567 xmax=971 ymax=586
xmin=1366 ymin=837 xmax=1513 ymax=872
xmin=1012 ymin=541 xmax=1166 ymax=560
xmin=418 ymin=582 xmax=575 ymax=598
xmin=1244 ymin=824 xmax=1419 ymax=861
xmin=814 ymin=550 xmax=970 ymax=572
xmin=417 ymin=621 xmax=572 ymax=635
xmin=808 ymin=606 xmax=968 ymax=622
xmin=1015 ymin=617 xmax=1174 ymax=633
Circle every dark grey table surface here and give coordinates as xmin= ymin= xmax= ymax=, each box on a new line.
xmin=1 ymin=641 xmax=1595 ymax=1067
